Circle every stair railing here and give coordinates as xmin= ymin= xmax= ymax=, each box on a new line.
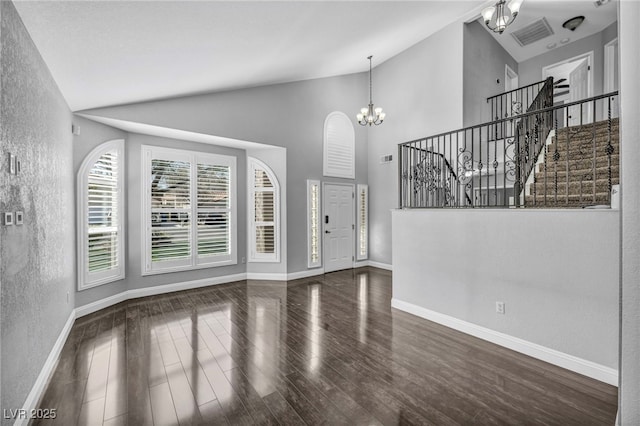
xmin=487 ymin=78 xmax=550 ymax=140
xmin=513 ymin=77 xmax=555 ymax=206
xmin=399 ymin=91 xmax=619 ymax=209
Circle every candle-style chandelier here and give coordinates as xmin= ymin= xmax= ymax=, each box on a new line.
xmin=357 ymin=55 xmax=385 ymax=126
xmin=482 ymin=0 xmax=524 ymax=34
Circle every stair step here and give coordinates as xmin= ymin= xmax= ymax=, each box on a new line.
xmin=535 ymin=154 xmax=619 ymax=172
xmin=530 ymin=179 xmax=614 ymax=196
xmin=524 ymin=193 xmax=611 ymax=207
xmin=547 ymin=139 xmax=619 ymax=155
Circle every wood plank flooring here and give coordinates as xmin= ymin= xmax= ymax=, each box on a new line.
xmin=32 ymin=267 xmax=618 ymax=425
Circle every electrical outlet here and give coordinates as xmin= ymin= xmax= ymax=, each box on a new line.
xmin=496 ymin=301 xmax=505 ymax=315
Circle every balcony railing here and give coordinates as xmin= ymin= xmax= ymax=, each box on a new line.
xmin=398 ymin=92 xmax=619 ymax=209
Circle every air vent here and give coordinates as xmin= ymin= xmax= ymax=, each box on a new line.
xmin=511 ymin=18 xmax=554 ymax=47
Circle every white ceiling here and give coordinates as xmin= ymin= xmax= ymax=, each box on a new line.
xmin=478 ymin=0 xmax=617 ymax=62
xmin=13 ymin=0 xmax=487 ymax=112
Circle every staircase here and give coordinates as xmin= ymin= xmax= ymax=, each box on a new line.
xmin=525 ymin=118 xmax=619 ymax=207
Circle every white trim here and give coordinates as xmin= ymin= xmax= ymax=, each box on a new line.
xmin=77 ymin=139 xmax=125 ymax=291
xmin=287 ymin=268 xmax=326 ymax=281
xmin=323 ymin=111 xmax=355 ymax=179
xmin=76 ymin=273 xmax=248 ymax=318
xmin=322 ymin=182 xmax=355 ymax=273
xmin=505 ymin=64 xmax=518 ymax=92
xmin=367 ymin=260 xmax=393 ymax=271
xmin=247 ymin=157 xmax=280 ymax=263
xmin=391 ymin=298 xmax=618 ymax=386
xmin=356 ymin=184 xmax=369 ymax=261
xmin=246 ymin=272 xmax=288 ymax=281
xmin=16 ymin=311 xmax=76 ymax=426
xmin=141 ymin=145 xmax=237 ymax=275
xmin=604 ymin=38 xmax=618 ymax=93
xmin=307 ymin=180 xmax=322 ymax=268
xmin=542 ymin=51 xmax=594 ymax=101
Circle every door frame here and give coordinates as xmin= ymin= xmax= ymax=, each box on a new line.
xmin=322 ymin=182 xmax=355 ymax=273
xmin=505 ymin=64 xmax=519 ymax=92
xmin=604 ymin=38 xmax=618 ymax=93
xmin=542 ymin=51 xmax=594 ymax=101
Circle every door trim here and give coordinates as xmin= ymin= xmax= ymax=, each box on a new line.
xmin=322 ymin=182 xmax=355 ymax=273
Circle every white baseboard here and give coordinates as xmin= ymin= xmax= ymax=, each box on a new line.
xmin=367 ymin=260 xmax=393 ymax=271
xmin=75 ymin=291 xmax=129 ymax=318
xmin=77 ymin=273 xmax=248 ymax=318
xmin=16 ymin=310 xmax=76 ymax=426
xmin=246 ymin=272 xmax=288 ymax=281
xmin=391 ymin=298 xmax=618 ymax=386
xmin=286 ymin=268 xmax=325 ymax=280
xmin=126 ymin=273 xmax=247 ymax=300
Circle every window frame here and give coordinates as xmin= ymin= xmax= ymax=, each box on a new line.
xmin=248 ymin=157 xmax=280 ymax=263
xmin=77 ymin=139 xmax=125 ymax=291
xmin=307 ymin=179 xmax=322 ymax=268
xmin=357 ymin=184 xmax=369 ymax=261
xmin=141 ymin=145 xmax=237 ymax=276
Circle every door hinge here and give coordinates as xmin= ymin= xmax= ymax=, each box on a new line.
xmin=352 ymin=256 xmax=355 ymax=261
xmin=352 ymin=224 xmax=355 ymax=230
xmin=588 ymin=65 xmax=591 ymax=71
xmin=352 ymin=192 xmax=355 ymax=199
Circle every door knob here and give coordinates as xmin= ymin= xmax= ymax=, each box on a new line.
xmin=325 ymin=230 xmax=331 ymax=234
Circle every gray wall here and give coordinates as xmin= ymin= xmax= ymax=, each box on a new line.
xmin=367 ymin=21 xmax=465 ymax=266
xmin=519 ymin=22 xmax=618 ymax=96
xmin=619 ymin=1 xmax=640 ymax=423
xmin=1 ymin=1 xmax=75 ymax=421
xmin=80 ymin=73 xmax=369 ymax=275
xmin=75 ymin=129 xmax=248 ymax=307
xmin=463 ymin=20 xmax=519 ymax=126
xmin=392 ymin=209 xmax=619 ymax=371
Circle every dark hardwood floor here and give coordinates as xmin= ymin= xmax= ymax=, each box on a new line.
xmin=33 ymin=267 xmax=617 ymax=425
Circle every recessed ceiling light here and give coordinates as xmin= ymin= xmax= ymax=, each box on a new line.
xmin=560 ymin=38 xmax=571 ymax=44
xmin=547 ymin=42 xmax=557 ymax=49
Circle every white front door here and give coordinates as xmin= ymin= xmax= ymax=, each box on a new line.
xmin=323 ymin=183 xmax=354 ymax=273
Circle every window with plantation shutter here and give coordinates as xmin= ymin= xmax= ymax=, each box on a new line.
xmin=78 ymin=139 xmax=125 ymax=290
xmin=248 ymin=158 xmax=280 ymax=262
xmin=142 ymin=145 xmax=236 ymax=275
xmin=357 ymin=184 xmax=368 ymax=260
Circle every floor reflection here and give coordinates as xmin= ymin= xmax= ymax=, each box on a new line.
xmin=34 ymin=267 xmax=617 ymax=426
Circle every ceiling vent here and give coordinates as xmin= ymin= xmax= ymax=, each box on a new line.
xmin=511 ymin=18 xmax=554 ymax=47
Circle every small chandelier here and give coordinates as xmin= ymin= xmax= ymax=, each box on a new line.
xmin=482 ymin=0 xmax=523 ymax=34
xmin=357 ymin=55 xmax=385 ymax=126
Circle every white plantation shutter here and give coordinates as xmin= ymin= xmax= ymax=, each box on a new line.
xmin=323 ymin=111 xmax=355 ymax=179
xmin=197 ymin=163 xmax=230 ymax=257
xmin=249 ymin=158 xmax=279 ymax=262
xmin=78 ymin=140 xmax=125 ymax=290
xmin=150 ymin=159 xmax=191 ymax=263
xmin=142 ymin=146 xmax=236 ymax=275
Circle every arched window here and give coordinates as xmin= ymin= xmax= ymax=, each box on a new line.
xmin=323 ymin=111 xmax=355 ymax=179
xmin=77 ymin=139 xmax=125 ymax=290
xmin=248 ymin=157 xmax=280 ymax=262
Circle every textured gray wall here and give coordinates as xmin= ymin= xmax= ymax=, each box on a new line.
xmin=1 ymin=1 xmax=74 ymax=421
xmin=463 ymin=20 xmax=519 ymax=127
xmin=79 ymin=74 xmax=369 ymax=275
xmin=619 ymin=1 xmax=640 ymax=423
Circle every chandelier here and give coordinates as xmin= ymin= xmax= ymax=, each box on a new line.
xmin=357 ymin=56 xmax=385 ymax=126
xmin=482 ymin=0 xmax=523 ymax=34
